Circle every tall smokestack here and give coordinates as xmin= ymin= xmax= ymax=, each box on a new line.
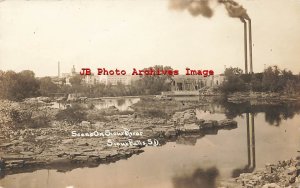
xmin=169 ymin=0 xmax=253 ymax=74
xmin=241 ymin=18 xmax=248 ymax=74
xmin=248 ymin=19 xmax=253 ymax=74
xmin=221 ymin=0 xmax=251 ymax=74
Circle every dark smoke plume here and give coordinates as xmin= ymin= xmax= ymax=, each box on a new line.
xmin=169 ymin=0 xmax=249 ymax=20
xmin=219 ymin=0 xmax=249 ymax=20
xmin=169 ymin=0 xmax=213 ymax=18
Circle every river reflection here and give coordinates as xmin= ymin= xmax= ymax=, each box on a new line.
xmin=172 ymin=167 xmax=219 ymax=188
xmin=51 ymin=97 xmax=140 ymax=111
xmin=232 ymin=113 xmax=256 ymax=178
xmin=218 ymin=101 xmax=300 ymax=126
xmin=1 ymin=102 xmax=300 ymax=188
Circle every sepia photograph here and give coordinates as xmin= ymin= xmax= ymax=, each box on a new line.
xmin=0 ymin=0 xmax=300 ymax=187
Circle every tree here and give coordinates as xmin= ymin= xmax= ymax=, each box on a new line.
xmin=0 ymin=70 xmax=40 ymax=101
xmin=262 ymin=66 xmax=280 ymax=91
xmin=39 ymin=77 xmax=58 ymax=96
xmin=15 ymin=70 xmax=40 ymax=99
xmin=137 ymin=65 xmax=173 ymax=95
xmin=220 ymin=67 xmax=247 ymax=93
xmin=69 ymin=75 xmax=83 ymax=93
xmin=69 ymin=75 xmax=82 ymax=86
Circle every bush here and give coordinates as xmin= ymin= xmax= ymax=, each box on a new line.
xmin=138 ymin=109 xmax=168 ymax=118
xmin=26 ymin=115 xmax=51 ymax=128
xmin=55 ymin=104 xmax=87 ymax=124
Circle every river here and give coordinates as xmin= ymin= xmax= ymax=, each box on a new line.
xmin=1 ymin=100 xmax=300 ymax=188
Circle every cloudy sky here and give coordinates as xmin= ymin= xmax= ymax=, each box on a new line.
xmin=0 ymin=0 xmax=300 ymax=77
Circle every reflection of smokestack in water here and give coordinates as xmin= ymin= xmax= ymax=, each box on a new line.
xmin=250 ymin=113 xmax=255 ymax=167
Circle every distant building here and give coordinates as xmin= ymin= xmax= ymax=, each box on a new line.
xmin=212 ymin=74 xmax=225 ymax=86
xmin=61 ymin=65 xmax=78 ymax=85
xmin=82 ymin=74 xmax=97 ymax=85
xmin=59 ymin=66 xmax=140 ymax=86
xmin=106 ymin=75 xmax=139 ymax=85
xmin=50 ymin=76 xmax=65 ymax=86
xmin=170 ymin=74 xmax=224 ymax=91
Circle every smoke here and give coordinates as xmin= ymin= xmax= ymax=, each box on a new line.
xmin=169 ymin=0 xmax=249 ymax=20
xmin=219 ymin=0 xmax=250 ymax=20
xmin=169 ymin=0 xmax=213 ymax=18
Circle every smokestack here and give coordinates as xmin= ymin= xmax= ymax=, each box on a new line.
xmin=58 ymin=61 xmax=60 ymax=78
xmin=248 ymin=19 xmax=253 ymax=74
xmin=241 ymin=18 xmax=248 ymax=74
xmin=222 ymin=0 xmax=252 ymax=74
xmin=169 ymin=0 xmax=253 ymax=74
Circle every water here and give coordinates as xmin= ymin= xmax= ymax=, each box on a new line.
xmin=1 ymin=102 xmax=300 ymax=188
xmin=90 ymin=97 xmax=140 ymax=111
xmin=50 ymin=97 xmax=140 ymax=111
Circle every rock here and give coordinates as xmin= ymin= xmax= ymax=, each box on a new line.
xmin=107 ymin=106 xmax=119 ymax=113
xmin=35 ymin=135 xmax=48 ymax=141
xmin=200 ymin=120 xmax=217 ymax=129
xmin=20 ymin=151 xmax=34 ymax=156
xmin=2 ymin=154 xmax=32 ymax=160
xmin=94 ymin=122 xmax=105 ymax=129
xmin=81 ymin=121 xmax=91 ymax=126
xmin=88 ymin=156 xmax=100 ymax=162
xmin=262 ymin=183 xmax=281 ymax=188
xmin=266 ymin=164 xmax=276 ymax=173
xmin=72 ymin=155 xmax=89 ymax=162
xmin=37 ymin=97 xmax=51 ymax=103
xmin=62 ymin=139 xmax=74 ymax=144
xmin=183 ymin=111 xmax=197 ymax=124
xmin=196 ymin=119 xmax=205 ymax=125
xmin=296 ymin=166 xmax=300 ymax=176
xmin=83 ymin=149 xmax=95 ymax=152
xmin=286 ymin=166 xmax=297 ymax=176
xmin=69 ymin=152 xmax=83 ymax=157
xmin=289 ymin=176 xmax=296 ymax=184
xmin=165 ymin=128 xmax=177 ymax=137
xmin=217 ymin=119 xmax=237 ymax=128
xmin=5 ymin=160 xmax=25 ymax=168
xmin=0 ymin=158 xmax=4 ymax=169
xmin=77 ymin=141 xmax=89 ymax=146
xmin=182 ymin=124 xmax=200 ymax=133
xmin=0 ymin=143 xmax=13 ymax=148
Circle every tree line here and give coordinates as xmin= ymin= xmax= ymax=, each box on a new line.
xmin=219 ymin=66 xmax=300 ymax=94
xmin=0 ymin=65 xmax=172 ymax=101
xmin=1 ymin=65 xmax=300 ymax=101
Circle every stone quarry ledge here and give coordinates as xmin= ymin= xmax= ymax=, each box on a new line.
xmin=0 ymin=108 xmax=238 ymax=178
xmin=219 ymin=156 xmax=300 ymax=188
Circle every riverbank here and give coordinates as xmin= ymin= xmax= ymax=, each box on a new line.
xmin=220 ymin=156 xmax=300 ymax=188
xmin=0 ymin=98 xmax=237 ymax=178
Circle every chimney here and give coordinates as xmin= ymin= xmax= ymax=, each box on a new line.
xmin=240 ymin=18 xmax=248 ymax=74
xmin=248 ymin=19 xmax=253 ymax=74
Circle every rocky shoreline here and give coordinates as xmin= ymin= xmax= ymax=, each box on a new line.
xmin=0 ymin=99 xmax=237 ymax=179
xmin=220 ymin=156 xmax=300 ymax=188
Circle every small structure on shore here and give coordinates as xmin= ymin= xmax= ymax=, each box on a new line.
xmin=162 ymin=75 xmax=225 ymax=96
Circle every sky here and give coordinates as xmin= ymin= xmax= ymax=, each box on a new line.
xmin=0 ymin=0 xmax=300 ymax=77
